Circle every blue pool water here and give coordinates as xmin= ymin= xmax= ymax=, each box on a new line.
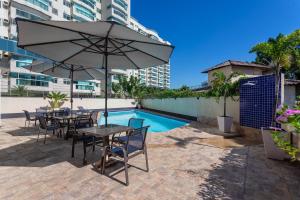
xmin=99 ymin=110 xmax=188 ymax=133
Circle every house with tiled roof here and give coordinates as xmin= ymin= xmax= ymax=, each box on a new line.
xmin=201 ymin=60 xmax=271 ymax=85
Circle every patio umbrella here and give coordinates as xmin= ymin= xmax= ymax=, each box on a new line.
xmin=16 ymin=19 xmax=174 ymax=126
xmin=24 ymin=60 xmax=116 ymax=111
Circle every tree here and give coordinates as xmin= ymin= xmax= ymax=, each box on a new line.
xmin=11 ymin=85 xmax=28 ymax=96
xmin=205 ymin=72 xmax=241 ymax=117
xmin=250 ymin=30 xmax=300 ymax=125
xmin=112 ymin=75 xmax=144 ymax=98
xmin=47 ymin=91 xmax=68 ymax=110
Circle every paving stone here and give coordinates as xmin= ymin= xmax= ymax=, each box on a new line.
xmin=0 ymin=118 xmax=299 ymax=199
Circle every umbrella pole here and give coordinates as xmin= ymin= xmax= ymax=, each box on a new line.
xmin=70 ymin=65 xmax=74 ymax=113
xmin=104 ymin=52 xmax=108 ymax=127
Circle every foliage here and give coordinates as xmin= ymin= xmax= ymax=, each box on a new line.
xmin=273 ymin=102 xmax=300 ymax=161
xmin=204 ymin=72 xmax=242 ymax=116
xmin=112 ymin=75 xmax=144 ymax=99
xmin=250 ymin=30 xmax=300 ymax=125
xmin=140 ymin=86 xmax=206 ymax=99
xmin=272 ymin=130 xmax=299 ymax=161
xmin=47 ymin=91 xmax=68 ymax=110
xmin=11 ymin=85 xmax=28 ymax=97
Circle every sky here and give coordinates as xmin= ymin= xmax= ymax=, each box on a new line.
xmin=131 ymin=0 xmax=300 ymax=88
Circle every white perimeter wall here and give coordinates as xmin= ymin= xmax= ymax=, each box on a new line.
xmin=142 ymin=97 xmax=240 ymax=122
xmin=1 ymin=97 xmax=136 ymax=114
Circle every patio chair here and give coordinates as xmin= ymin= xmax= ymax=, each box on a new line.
xmin=71 ymin=117 xmax=104 ymax=164
xmin=103 ymin=126 xmax=150 ymax=186
xmin=23 ymin=110 xmax=37 ymax=127
xmin=112 ymin=118 xmax=145 ymax=145
xmin=90 ymin=111 xmax=101 ymax=126
xmin=63 ymin=107 xmax=71 ymax=116
xmin=77 ymin=106 xmax=88 ymax=114
xmin=37 ymin=116 xmax=60 ymax=144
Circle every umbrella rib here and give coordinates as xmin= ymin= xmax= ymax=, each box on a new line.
xmin=113 ymin=37 xmax=175 ymax=48
xmin=19 ymin=38 xmax=99 ymax=48
xmin=111 ymin=38 xmax=170 ymax=64
xmin=16 ymin=18 xmax=103 ymax=40
xmin=85 ymin=68 xmax=99 ymax=80
xmin=70 ymin=41 xmax=102 ymax=53
xmin=110 ymin=39 xmax=140 ymax=70
xmin=79 ymin=33 xmax=105 ymax=53
xmin=60 ymin=38 xmax=105 ymax=63
xmin=109 ymin=41 xmax=134 ymax=54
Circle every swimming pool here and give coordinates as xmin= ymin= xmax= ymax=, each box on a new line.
xmin=99 ymin=110 xmax=188 ymax=133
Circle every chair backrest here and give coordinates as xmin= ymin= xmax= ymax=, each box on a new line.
xmin=90 ymin=111 xmax=101 ymax=126
xmin=126 ymin=126 xmax=150 ymax=151
xmin=74 ymin=117 xmax=92 ymax=129
xmin=128 ymin=118 xmax=144 ymax=129
xmin=55 ymin=110 xmax=65 ymax=117
xmin=38 ymin=116 xmax=47 ymax=129
xmin=23 ymin=110 xmax=31 ymax=120
xmin=63 ymin=107 xmax=71 ymax=116
xmin=36 ymin=108 xmax=46 ymax=117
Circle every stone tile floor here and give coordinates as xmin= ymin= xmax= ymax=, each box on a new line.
xmin=0 ymin=118 xmax=300 ymax=200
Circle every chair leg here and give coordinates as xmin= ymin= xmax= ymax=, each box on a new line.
xmin=72 ymin=136 xmax=76 ymax=158
xmin=44 ymin=130 xmax=47 ymax=144
xmin=144 ymin=145 xmax=149 ymax=172
xmin=101 ymin=147 xmax=107 ymax=174
xmin=25 ymin=120 xmax=27 ymax=127
xmin=92 ymin=138 xmax=95 ymax=152
xmin=83 ymin=141 xmax=87 ymax=165
xmin=124 ymin=153 xmax=129 ymax=186
xmin=37 ymin=128 xmax=40 ymax=142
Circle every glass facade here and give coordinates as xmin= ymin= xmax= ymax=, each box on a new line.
xmin=25 ymin=0 xmax=50 ymax=11
xmin=10 ymin=72 xmax=51 ymax=87
xmin=107 ymin=16 xmax=125 ymax=25
xmin=74 ymin=81 xmax=97 ymax=90
xmin=74 ymin=3 xmax=95 ymax=20
xmin=16 ymin=9 xmax=45 ymax=20
xmin=79 ymin=0 xmax=96 ymax=9
xmin=113 ymin=0 xmax=128 ymax=10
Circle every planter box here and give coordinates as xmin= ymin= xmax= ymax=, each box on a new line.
xmin=217 ymin=116 xmax=233 ymax=133
xmin=261 ymin=128 xmax=290 ymax=160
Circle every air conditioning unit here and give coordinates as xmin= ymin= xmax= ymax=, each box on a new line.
xmin=2 ymin=0 xmax=9 ymax=7
xmin=3 ymin=18 xmax=9 ymax=25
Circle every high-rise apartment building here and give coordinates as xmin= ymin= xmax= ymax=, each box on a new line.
xmin=0 ymin=0 xmax=171 ymax=97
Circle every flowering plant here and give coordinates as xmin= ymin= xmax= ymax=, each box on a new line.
xmin=273 ymin=104 xmax=300 ymax=161
xmin=276 ymin=105 xmax=300 ymax=133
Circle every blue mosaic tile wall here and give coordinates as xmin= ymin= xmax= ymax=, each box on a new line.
xmin=240 ymin=75 xmax=280 ymax=129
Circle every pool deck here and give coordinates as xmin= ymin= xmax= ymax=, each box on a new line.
xmin=0 ymin=117 xmax=300 ymax=199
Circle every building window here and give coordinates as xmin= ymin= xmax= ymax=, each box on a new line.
xmin=52 ymin=78 xmax=58 ymax=83
xmin=113 ymin=0 xmax=128 ymax=10
xmin=10 ymin=72 xmax=50 ymax=87
xmin=63 ymin=0 xmax=71 ymax=7
xmin=63 ymin=79 xmax=70 ymax=85
xmin=73 ymin=3 xmax=95 ymax=20
xmin=52 ymin=8 xmax=58 ymax=15
xmin=63 ymin=13 xmax=71 ymax=20
xmin=16 ymin=9 xmax=44 ymax=21
xmin=25 ymin=0 xmax=49 ymax=11
xmin=107 ymin=16 xmax=125 ymax=25
xmin=79 ymin=0 xmax=95 ymax=9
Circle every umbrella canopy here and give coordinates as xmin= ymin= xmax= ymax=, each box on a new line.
xmin=23 ymin=61 xmax=119 ymax=111
xmin=24 ymin=61 xmax=107 ymax=81
xmin=16 ymin=19 xmax=175 ymax=126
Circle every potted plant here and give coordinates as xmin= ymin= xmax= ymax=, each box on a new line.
xmin=206 ymin=72 xmax=241 ymax=133
xmin=47 ymin=91 xmax=68 ymax=111
xmin=269 ymin=104 xmax=300 ymax=161
xmin=250 ymin=30 xmax=300 ymax=160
